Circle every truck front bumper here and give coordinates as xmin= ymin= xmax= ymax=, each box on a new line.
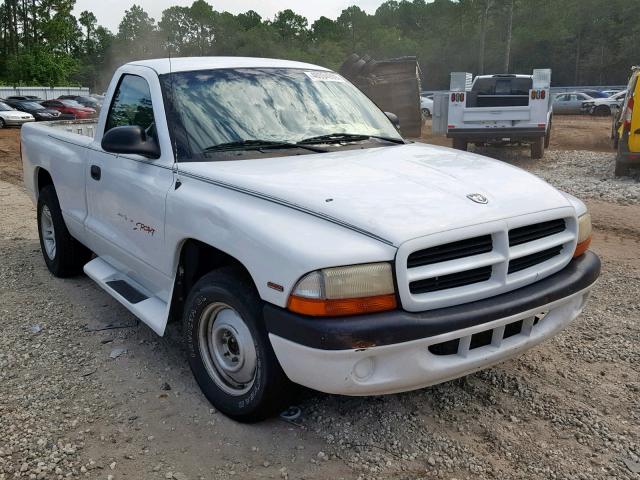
xmin=264 ymin=252 xmax=600 ymax=396
xmin=446 ymin=126 xmax=546 ymax=140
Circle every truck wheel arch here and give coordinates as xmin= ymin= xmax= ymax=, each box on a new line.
xmin=36 ymin=167 xmax=54 ymax=195
xmin=168 ymin=239 xmax=258 ymax=323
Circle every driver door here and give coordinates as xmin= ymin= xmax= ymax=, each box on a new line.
xmin=85 ymin=71 xmax=175 ymax=298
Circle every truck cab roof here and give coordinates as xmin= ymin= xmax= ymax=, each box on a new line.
xmin=125 ymin=56 xmax=330 ymax=75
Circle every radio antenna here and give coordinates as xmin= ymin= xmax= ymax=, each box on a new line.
xmin=167 ymin=39 xmax=180 ymax=184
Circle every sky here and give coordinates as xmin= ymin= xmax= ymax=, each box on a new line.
xmin=72 ymin=0 xmax=388 ymax=32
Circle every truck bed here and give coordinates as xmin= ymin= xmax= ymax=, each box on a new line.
xmin=45 ymin=119 xmax=98 ymax=139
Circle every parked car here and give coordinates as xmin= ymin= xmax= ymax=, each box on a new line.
xmin=582 ymin=90 xmax=627 ymax=116
xmin=420 ymin=94 xmax=433 ymax=118
xmin=0 ymin=101 xmax=35 ymax=127
xmin=21 ymin=57 xmax=600 ymax=421
xmin=41 ymin=99 xmax=96 ymax=119
xmin=89 ymin=94 xmax=105 ymax=105
xmin=5 ymin=95 xmax=43 ymax=102
xmin=58 ymin=95 xmax=101 ymax=110
xmin=612 ymin=66 xmax=640 ymax=176
xmin=577 ymin=89 xmax=609 ymax=99
xmin=552 ymin=92 xmax=595 ymax=114
xmin=8 ymin=100 xmax=75 ymax=121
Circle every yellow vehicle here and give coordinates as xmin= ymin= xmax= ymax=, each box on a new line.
xmin=613 ymin=66 xmax=640 ymax=176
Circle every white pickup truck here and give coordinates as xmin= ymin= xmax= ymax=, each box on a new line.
xmin=21 ymin=57 xmax=600 ymax=422
xmin=445 ymin=70 xmax=553 ymax=158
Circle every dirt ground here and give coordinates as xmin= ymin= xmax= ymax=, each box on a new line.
xmin=0 ymin=118 xmax=639 ymax=480
xmin=420 ymin=114 xmax=615 ymax=152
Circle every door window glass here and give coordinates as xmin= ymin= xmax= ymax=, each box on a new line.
xmin=105 ymin=74 xmax=156 ymax=139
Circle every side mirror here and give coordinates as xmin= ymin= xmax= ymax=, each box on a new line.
xmin=385 ymin=111 xmax=400 ymax=130
xmin=101 ymin=125 xmax=160 ymax=159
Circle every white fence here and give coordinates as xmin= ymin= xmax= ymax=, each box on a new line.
xmin=0 ymin=86 xmax=90 ymax=100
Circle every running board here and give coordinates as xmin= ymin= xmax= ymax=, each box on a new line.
xmin=84 ymin=257 xmax=168 ymax=336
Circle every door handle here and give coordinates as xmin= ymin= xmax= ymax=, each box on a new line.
xmin=90 ymin=165 xmax=101 ymax=181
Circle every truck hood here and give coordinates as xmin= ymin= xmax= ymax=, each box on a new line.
xmin=178 ymin=143 xmax=572 ymax=246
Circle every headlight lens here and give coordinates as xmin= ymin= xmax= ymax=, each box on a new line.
xmin=288 ymin=263 xmax=396 ymax=316
xmin=574 ymin=213 xmax=592 ymax=257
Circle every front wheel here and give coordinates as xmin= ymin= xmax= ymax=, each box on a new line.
xmin=594 ymin=105 xmax=611 ymax=117
xmin=0 ymin=118 xmax=5 ymax=128
xmin=183 ymin=268 xmax=292 ymax=422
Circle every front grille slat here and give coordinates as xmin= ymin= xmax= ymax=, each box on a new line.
xmin=508 ymin=245 xmax=563 ymax=274
xmin=407 ymin=235 xmax=492 ymax=268
xmin=509 ymin=219 xmax=566 ymax=246
xmin=403 ymin=217 xmax=572 ymax=306
xmin=409 ymin=266 xmax=492 ymax=294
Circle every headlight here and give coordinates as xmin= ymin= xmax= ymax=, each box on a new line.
xmin=574 ymin=213 xmax=592 ymax=257
xmin=288 ymin=262 xmax=397 ymax=316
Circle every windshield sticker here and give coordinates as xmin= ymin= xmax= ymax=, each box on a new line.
xmin=305 ymin=71 xmax=345 ymax=82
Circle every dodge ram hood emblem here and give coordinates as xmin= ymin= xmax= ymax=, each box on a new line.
xmin=467 ymin=193 xmax=488 ymax=204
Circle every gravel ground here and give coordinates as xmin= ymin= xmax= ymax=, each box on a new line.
xmin=1 ymin=147 xmax=639 ymax=480
xmin=473 ymin=148 xmax=640 ymax=205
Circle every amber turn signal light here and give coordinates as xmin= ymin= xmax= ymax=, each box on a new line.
xmin=288 ymin=294 xmax=397 ymax=317
xmin=573 ymin=236 xmax=592 ymax=258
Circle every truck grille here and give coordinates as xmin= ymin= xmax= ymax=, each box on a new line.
xmin=410 ymin=266 xmax=492 ymax=294
xmin=509 ymin=219 xmax=566 ymax=246
xmin=407 ymin=235 xmax=492 ymax=268
xmin=507 ymin=245 xmax=563 ymax=274
xmin=395 ymin=210 xmax=577 ymax=312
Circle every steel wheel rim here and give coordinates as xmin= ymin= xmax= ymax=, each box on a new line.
xmin=40 ymin=206 xmax=56 ymax=259
xmin=198 ymin=302 xmax=257 ymax=396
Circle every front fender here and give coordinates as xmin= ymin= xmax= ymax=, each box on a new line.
xmin=163 ymin=175 xmax=397 ymax=307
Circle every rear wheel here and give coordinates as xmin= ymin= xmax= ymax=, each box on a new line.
xmin=0 ymin=118 xmax=5 ymax=128
xmin=594 ymin=105 xmax=611 ymax=117
xmin=530 ymin=137 xmax=544 ymax=159
xmin=37 ymin=185 xmax=91 ymax=277
xmin=615 ymin=136 xmax=634 ymax=177
xmin=183 ymin=268 xmax=292 ymax=422
xmin=452 ymin=138 xmax=467 ymax=151
xmin=544 ymin=122 xmax=552 ymax=149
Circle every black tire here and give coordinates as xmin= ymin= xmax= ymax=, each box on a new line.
xmin=615 ymin=160 xmax=631 ymax=177
xmin=615 ymin=137 xmax=633 ymax=177
xmin=594 ymin=105 xmax=611 ymax=117
xmin=183 ymin=267 xmax=292 ymax=422
xmin=544 ymin=122 xmax=552 ymax=149
xmin=530 ymin=137 xmax=544 ymax=159
xmin=452 ymin=138 xmax=467 ymax=151
xmin=0 ymin=118 xmax=5 ymax=128
xmin=37 ymin=185 xmax=91 ymax=277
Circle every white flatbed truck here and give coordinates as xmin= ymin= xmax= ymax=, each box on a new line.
xmin=443 ymin=70 xmax=553 ymax=158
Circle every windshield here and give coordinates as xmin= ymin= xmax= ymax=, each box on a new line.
xmin=61 ymin=100 xmax=84 ymax=108
xmin=161 ymin=68 xmax=402 ymax=161
xmin=472 ymin=77 xmax=532 ymax=95
xmin=21 ymin=102 xmax=44 ymax=110
xmin=0 ymin=102 xmax=13 ymax=111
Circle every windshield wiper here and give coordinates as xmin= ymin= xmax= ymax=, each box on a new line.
xmin=203 ymin=139 xmax=326 ymax=153
xmin=297 ymin=133 xmax=405 ymax=145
